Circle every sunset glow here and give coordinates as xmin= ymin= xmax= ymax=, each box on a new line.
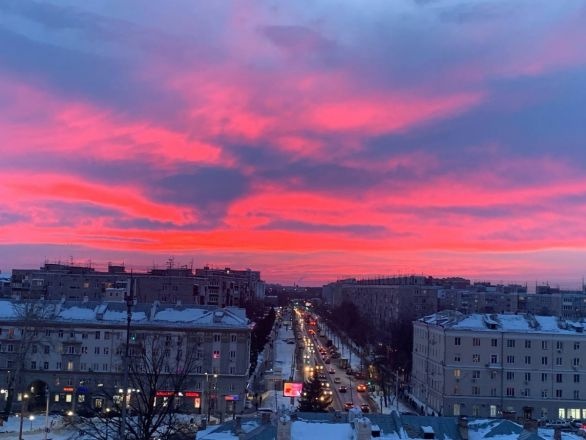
xmin=1 ymin=0 xmax=586 ymax=286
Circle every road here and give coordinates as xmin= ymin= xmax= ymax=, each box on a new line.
xmin=295 ymin=309 xmax=373 ymax=413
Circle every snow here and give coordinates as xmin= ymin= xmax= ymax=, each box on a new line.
xmin=102 ymin=309 xmax=147 ymax=321
xmin=292 ymin=420 xmax=353 ymax=439
xmin=153 ymin=308 xmax=206 ymax=322
xmin=58 ymin=306 xmax=98 ymax=320
xmin=0 ymin=300 xmax=17 ymax=318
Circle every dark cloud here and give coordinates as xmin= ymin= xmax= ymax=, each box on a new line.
xmin=153 ymin=167 xmax=250 ymax=222
xmin=258 ymin=220 xmax=391 ymax=237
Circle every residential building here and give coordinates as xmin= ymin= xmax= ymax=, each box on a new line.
xmin=412 ymin=310 xmax=586 ymax=420
xmin=0 ymin=299 xmax=251 ymax=416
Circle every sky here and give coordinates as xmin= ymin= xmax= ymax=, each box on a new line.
xmin=1 ymin=0 xmax=586 ymax=287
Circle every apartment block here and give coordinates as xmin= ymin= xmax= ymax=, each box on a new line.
xmin=412 ymin=311 xmax=586 ymax=420
xmin=0 ymin=299 xmax=251 ymax=416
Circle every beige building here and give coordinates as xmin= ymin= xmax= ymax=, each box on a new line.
xmin=0 ymin=299 xmax=251 ymax=417
xmin=412 ymin=311 xmax=586 ymax=420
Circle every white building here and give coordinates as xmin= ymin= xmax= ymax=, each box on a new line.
xmin=412 ymin=311 xmax=586 ymax=420
xmin=0 ymin=299 xmax=251 ymax=417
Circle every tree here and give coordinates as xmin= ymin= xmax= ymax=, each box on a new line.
xmin=71 ymin=332 xmax=199 ymax=440
xmin=2 ymin=300 xmax=54 ymax=419
xmin=297 ymin=374 xmax=331 ymax=412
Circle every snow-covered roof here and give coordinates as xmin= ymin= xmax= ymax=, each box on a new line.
xmin=420 ymin=311 xmax=586 ymax=335
xmin=0 ymin=299 xmax=249 ymax=329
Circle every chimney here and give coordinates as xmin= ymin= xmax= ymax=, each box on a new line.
xmin=458 ymin=416 xmax=469 ymax=440
xmin=354 ymin=416 xmax=373 ymax=440
xmin=276 ymin=415 xmax=292 ymax=440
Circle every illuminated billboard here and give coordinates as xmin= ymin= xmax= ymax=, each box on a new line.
xmin=283 ymin=382 xmax=303 ymax=397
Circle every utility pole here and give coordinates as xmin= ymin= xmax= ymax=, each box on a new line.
xmin=119 ymin=275 xmax=134 ymax=440
xmin=44 ymin=386 xmax=50 ymax=440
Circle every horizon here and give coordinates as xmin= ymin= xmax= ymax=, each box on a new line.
xmin=1 ymin=1 xmax=586 ymax=285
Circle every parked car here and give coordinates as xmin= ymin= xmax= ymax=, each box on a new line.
xmin=334 ymin=377 xmax=341 ymax=384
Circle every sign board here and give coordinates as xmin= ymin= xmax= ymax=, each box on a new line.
xmin=282 ymin=382 xmax=303 ymax=397
xmin=224 ymin=394 xmax=239 ymax=401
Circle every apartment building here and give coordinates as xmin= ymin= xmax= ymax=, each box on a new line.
xmin=0 ymin=299 xmax=251 ymax=416
xmin=9 ymin=262 xmax=265 ymax=307
xmin=412 ymin=311 xmax=586 ymax=420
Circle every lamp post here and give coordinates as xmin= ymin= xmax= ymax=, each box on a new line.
xmin=18 ymin=392 xmax=29 ymax=440
xmin=119 ymin=275 xmax=134 ymax=440
xmin=44 ymin=385 xmax=50 ymax=440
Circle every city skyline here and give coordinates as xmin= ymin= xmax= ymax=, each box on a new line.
xmin=1 ymin=1 xmax=586 ymax=286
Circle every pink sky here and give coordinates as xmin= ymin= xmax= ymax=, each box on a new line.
xmin=1 ymin=0 xmax=586 ymax=286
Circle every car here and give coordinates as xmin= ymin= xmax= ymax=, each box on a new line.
xmin=343 ymin=402 xmax=354 ymax=411
xmin=360 ymin=404 xmax=370 ymax=413
xmin=328 ymin=368 xmax=335 ymax=374
xmin=339 ymin=385 xmax=348 ymax=393
xmin=346 ymin=369 xmax=354 ymax=376
xmin=318 ymin=374 xmax=327 ymax=380
xmin=356 ymin=383 xmax=367 ymax=392
xmin=354 ymin=372 xmax=364 ymax=380
xmin=324 ymin=358 xmax=331 ymax=364
xmin=334 ymin=377 xmax=341 ymax=384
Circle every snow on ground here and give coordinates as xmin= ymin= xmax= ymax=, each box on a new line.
xmin=0 ymin=414 xmax=73 ymax=439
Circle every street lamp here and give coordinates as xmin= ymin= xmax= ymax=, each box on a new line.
xmin=18 ymin=393 xmax=29 ymax=440
xmin=119 ymin=275 xmax=134 ymax=440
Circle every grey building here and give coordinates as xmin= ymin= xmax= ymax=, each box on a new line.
xmin=0 ymin=299 xmax=251 ymax=417
xmin=412 ymin=310 xmax=586 ymax=420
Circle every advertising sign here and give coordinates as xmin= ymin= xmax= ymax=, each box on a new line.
xmin=282 ymin=382 xmax=303 ymax=397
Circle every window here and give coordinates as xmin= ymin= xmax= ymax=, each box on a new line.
xmin=103 ymin=363 xmax=108 ymax=371
xmin=56 ymin=362 xmax=62 ymax=370
xmin=230 ymin=334 xmax=237 ymax=343
xmin=541 ymin=356 xmax=548 ymax=365
xmin=81 ymin=346 xmax=88 ymax=354
xmin=105 ymin=332 xmax=110 ymax=340
xmin=229 ymin=350 xmax=236 ymax=359
xmin=490 ymin=371 xmax=498 ymax=380
xmin=31 ymin=361 xmax=37 ymax=369
xmin=541 ymin=390 xmax=548 ymax=398
xmin=82 ymin=333 xmax=88 ymax=340
xmin=525 ymin=372 xmax=531 ymax=381
xmin=556 ymin=341 xmax=564 ymax=350
xmin=556 ymin=357 xmax=563 ymax=366
xmin=70 ymin=331 xmax=75 ymax=338
xmin=506 ymin=387 xmax=515 ymax=397
xmin=44 ymin=346 xmax=50 ymax=354
xmin=43 ymin=362 xmax=49 ymax=370
xmin=95 ymin=331 xmax=101 ymax=340
xmin=472 ymin=370 xmax=481 ymax=379
xmin=104 ymin=347 xmax=109 ymax=355
xmin=491 ymin=354 xmax=498 ymax=364
xmin=472 ymin=354 xmax=480 ymax=363
xmin=542 ymin=341 xmax=548 ymax=350
xmin=506 ymin=355 xmax=515 ymax=364
xmin=212 ymin=350 xmax=220 ymax=359
xmin=454 ymin=369 xmax=461 ymax=378
xmin=574 ymin=342 xmax=580 ymax=350
xmin=454 ymin=354 xmax=461 ymax=362
xmin=214 ymin=334 xmax=221 ymax=343
xmin=68 ymin=346 xmax=75 ymax=354
xmin=229 ymin=366 xmax=236 ymax=374
xmin=507 ymin=339 xmax=516 ymax=348
xmin=454 ymin=337 xmax=461 ymax=346
xmin=525 ymin=356 xmax=531 ymax=365
xmin=556 ymin=373 xmax=563 ymax=383
xmin=490 ymin=388 xmax=497 ymax=397
xmin=473 ymin=337 xmax=480 ymax=347
xmin=574 ymin=358 xmax=580 ymax=366
xmin=472 ymin=386 xmax=480 ymax=395
xmin=95 ymin=347 xmax=100 ymax=355
xmin=542 ymin=373 xmax=548 ymax=382
xmin=45 ymin=329 xmax=51 ymax=337
xmin=525 ymin=340 xmax=532 ymax=349
xmin=58 ymin=330 xmax=64 ymax=338
xmin=574 ymin=390 xmax=580 ymax=400
xmin=491 ymin=339 xmax=498 ymax=347
xmin=556 ymin=389 xmax=563 ymax=398
xmin=67 ymin=361 xmax=74 ymax=371
xmin=507 ymin=372 xmax=515 ymax=380
xmin=574 ymin=374 xmax=580 ymax=383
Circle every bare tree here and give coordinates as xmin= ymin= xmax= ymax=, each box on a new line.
xmin=2 ymin=300 xmax=54 ymax=419
xmin=72 ymin=332 xmax=200 ymax=440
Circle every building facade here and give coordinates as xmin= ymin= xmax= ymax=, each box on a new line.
xmin=0 ymin=299 xmax=251 ymax=417
xmin=412 ymin=311 xmax=586 ymax=420
xmin=9 ymin=262 xmax=265 ymax=307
